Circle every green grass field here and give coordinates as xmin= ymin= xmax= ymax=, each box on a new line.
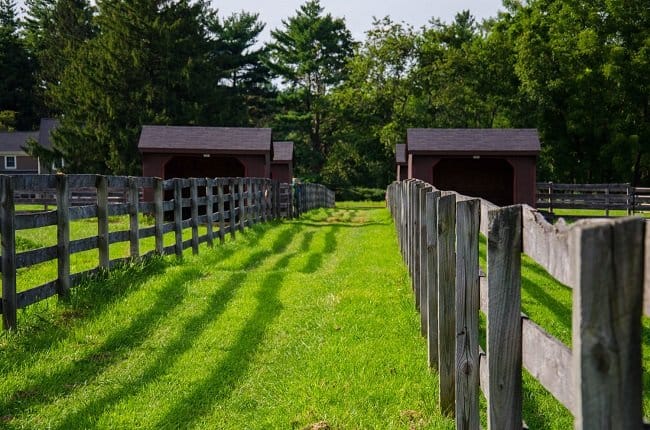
xmin=0 ymin=203 xmax=647 ymax=429
xmin=0 ymin=204 xmax=453 ymax=429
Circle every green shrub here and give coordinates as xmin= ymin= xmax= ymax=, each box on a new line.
xmin=335 ymin=187 xmax=386 ymax=201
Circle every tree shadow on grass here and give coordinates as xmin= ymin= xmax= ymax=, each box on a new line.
xmin=48 ymin=224 xmax=304 ymax=429
xmin=150 ymin=229 xmax=316 ymax=428
xmin=0 ymin=264 xmax=203 ymax=418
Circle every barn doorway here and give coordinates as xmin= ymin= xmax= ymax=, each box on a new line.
xmin=163 ymin=155 xmax=245 ymax=180
xmin=432 ymin=158 xmax=514 ymax=206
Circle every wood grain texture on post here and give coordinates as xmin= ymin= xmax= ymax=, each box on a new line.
xmin=1 ymin=175 xmax=17 ymax=330
xmin=426 ymin=190 xmax=441 ymax=370
xmin=153 ymin=177 xmax=164 ymax=254
xmin=174 ymin=179 xmax=183 ymax=257
xmin=487 ymin=205 xmax=522 ymax=430
xmin=96 ymin=175 xmax=110 ymax=267
xmin=455 ymin=199 xmax=480 ymax=430
xmin=205 ymin=180 xmax=214 ymax=247
xmin=571 ymin=218 xmax=644 ymax=429
xmin=128 ymin=177 xmax=140 ymax=258
xmin=56 ymin=174 xmax=71 ymax=298
xmin=419 ymin=185 xmax=433 ymax=337
xmin=437 ymin=193 xmax=457 ymax=415
xmin=190 ymin=178 xmax=199 ymax=255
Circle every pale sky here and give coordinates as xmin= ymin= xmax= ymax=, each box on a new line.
xmin=16 ymin=0 xmax=505 ymax=42
xmin=213 ymin=0 xmax=505 ymax=41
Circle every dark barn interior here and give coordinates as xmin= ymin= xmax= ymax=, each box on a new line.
xmin=432 ymin=158 xmax=514 ymax=206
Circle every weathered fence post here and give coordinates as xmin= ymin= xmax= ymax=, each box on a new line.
xmin=413 ymin=182 xmax=424 ymax=310
xmin=174 ymin=179 xmax=183 ymax=258
xmin=153 ymin=177 xmax=164 ymax=254
xmin=455 ymin=199 xmax=480 ymax=430
xmin=437 ymin=193 xmax=456 ymax=415
xmin=229 ymin=178 xmax=237 ymax=238
xmin=190 ymin=178 xmax=199 ymax=255
xmin=128 ymin=177 xmax=140 ymax=258
xmin=487 ymin=205 xmax=522 ymax=430
xmin=419 ymin=185 xmax=433 ymax=336
xmin=205 ymin=179 xmax=214 ymax=247
xmin=571 ymin=218 xmax=645 ymax=429
xmin=217 ymin=179 xmax=226 ymax=243
xmin=97 ymin=175 xmax=110 ymax=268
xmin=56 ymin=174 xmax=70 ymax=299
xmin=1 ymin=175 xmax=17 ymax=330
xmin=426 ymin=190 xmax=441 ymax=370
xmin=238 ymin=178 xmax=245 ymax=232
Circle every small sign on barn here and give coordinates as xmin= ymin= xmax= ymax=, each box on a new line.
xmin=403 ymin=128 xmax=540 ymax=206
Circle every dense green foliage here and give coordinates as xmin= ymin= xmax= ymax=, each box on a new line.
xmin=1 ymin=0 xmax=648 ymax=186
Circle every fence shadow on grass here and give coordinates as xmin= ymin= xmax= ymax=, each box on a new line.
xmin=150 ymin=226 xmax=315 ymax=428
xmin=2 ymin=256 xmax=170 ymax=362
xmin=49 ymin=223 xmax=302 ymax=429
xmin=0 ymin=264 xmax=204 ymax=418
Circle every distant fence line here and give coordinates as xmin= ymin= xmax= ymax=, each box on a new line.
xmin=536 ymin=182 xmax=650 ymax=215
xmin=387 ymin=179 xmax=648 ymax=430
xmin=0 ymin=174 xmax=335 ymax=331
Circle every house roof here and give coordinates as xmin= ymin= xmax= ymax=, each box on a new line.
xmin=138 ymin=125 xmax=272 ymax=153
xmin=407 ymin=128 xmax=541 ymax=154
xmin=0 ymin=131 xmax=39 ymax=155
xmin=396 ymin=144 xmax=407 ymax=164
xmin=272 ymin=141 xmax=293 ymax=162
xmin=38 ymin=118 xmax=59 ymax=149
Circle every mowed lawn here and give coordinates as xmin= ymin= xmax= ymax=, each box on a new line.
xmin=0 ymin=204 xmax=453 ymax=429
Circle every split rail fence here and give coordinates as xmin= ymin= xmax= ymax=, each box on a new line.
xmin=387 ymin=179 xmax=649 ymax=430
xmin=1 ymin=174 xmax=334 ymax=331
xmin=536 ymin=182 xmax=650 ymax=215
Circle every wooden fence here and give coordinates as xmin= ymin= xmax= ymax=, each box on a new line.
xmin=387 ymin=179 xmax=648 ymax=430
xmin=536 ymin=182 xmax=650 ymax=215
xmin=0 ymin=174 xmax=335 ymax=331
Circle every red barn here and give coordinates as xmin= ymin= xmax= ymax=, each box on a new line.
xmin=405 ymin=128 xmax=540 ymax=207
xmin=271 ymin=141 xmax=294 ymax=183
xmin=139 ymin=125 xmax=273 ymax=180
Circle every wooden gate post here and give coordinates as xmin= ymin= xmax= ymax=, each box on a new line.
xmin=190 ymin=178 xmax=199 ymax=255
xmin=1 ymin=175 xmax=17 ymax=330
xmin=217 ymin=179 xmax=226 ymax=243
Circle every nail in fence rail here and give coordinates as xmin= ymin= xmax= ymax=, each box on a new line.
xmin=386 ymin=180 xmax=647 ymax=430
xmin=0 ymin=174 xmax=335 ymax=331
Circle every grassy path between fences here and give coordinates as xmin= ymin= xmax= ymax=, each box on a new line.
xmin=0 ymin=203 xmax=453 ymax=429
xmin=1 ymin=203 xmax=648 ymax=429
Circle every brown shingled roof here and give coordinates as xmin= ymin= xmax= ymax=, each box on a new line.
xmin=0 ymin=131 xmax=39 ymax=154
xmin=272 ymin=141 xmax=293 ymax=162
xmin=407 ymin=128 xmax=540 ymax=154
xmin=396 ymin=144 xmax=407 ymax=164
xmin=38 ymin=118 xmax=59 ymax=149
xmin=138 ymin=126 xmax=272 ymax=153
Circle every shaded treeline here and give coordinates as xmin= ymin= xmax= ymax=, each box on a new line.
xmin=1 ymin=0 xmax=648 ymax=186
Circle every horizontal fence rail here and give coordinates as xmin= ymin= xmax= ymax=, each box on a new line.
xmin=387 ymin=179 xmax=648 ymax=430
xmin=536 ymin=182 xmax=650 ymax=215
xmin=0 ymin=174 xmax=335 ymax=330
